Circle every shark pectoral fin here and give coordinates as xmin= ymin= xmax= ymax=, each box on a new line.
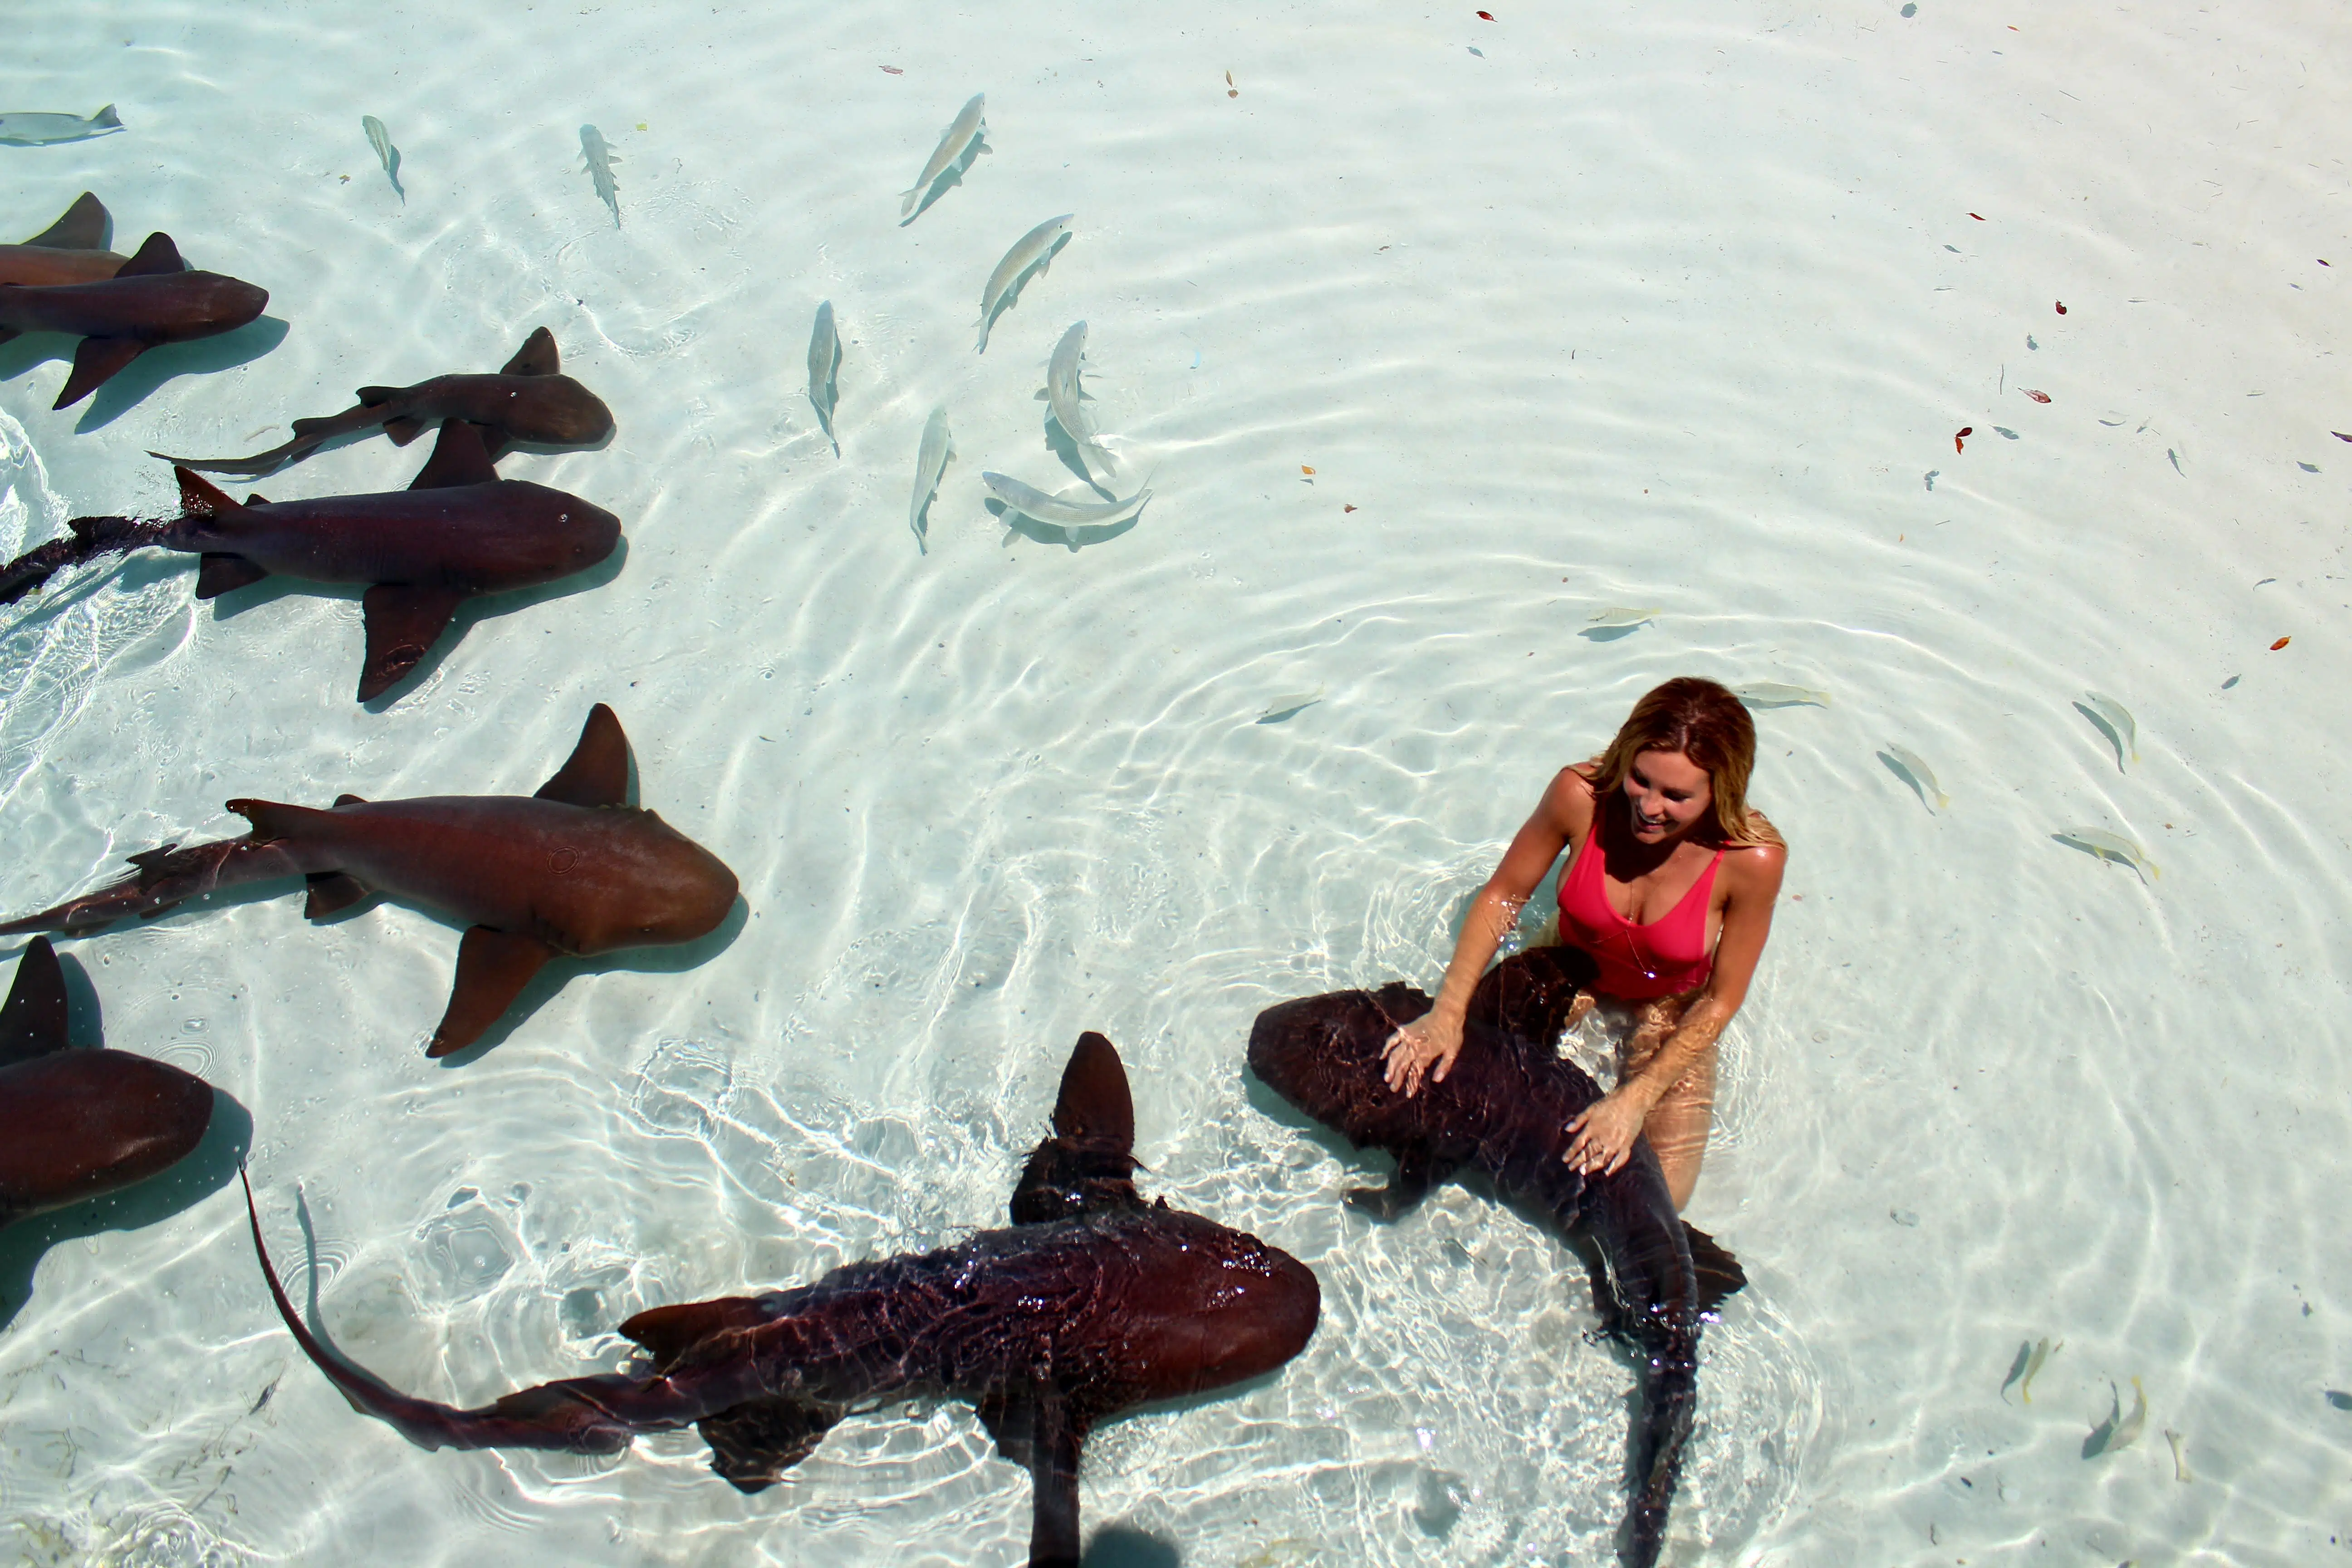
xmin=25 ymin=191 xmax=110 ymax=250
xmin=502 ymin=326 xmax=561 ymax=377
xmin=1682 ymin=1223 xmax=1748 ymax=1312
xmin=535 ymin=703 xmax=632 ymax=808
xmin=302 ymin=871 xmax=372 ymax=921
xmin=427 ymin=926 xmax=556 ymax=1058
xmin=980 ymin=1390 xmax=1089 ymax=1568
xmin=697 ymin=1396 xmax=840 ymax=1494
xmin=0 ymin=936 xmax=72 ymax=1067
xmin=54 ymin=336 xmax=147 ymax=409
xmin=195 ymin=552 xmax=270 ymax=598
xmin=617 ymin=1297 xmax=769 ymax=1369
xmin=382 ymin=416 xmax=427 ymax=446
xmin=355 ymin=386 xmax=400 ymax=407
xmin=333 ymin=793 xmax=367 ymax=807
xmin=358 ymin=583 xmax=466 ymax=700
xmin=406 ymin=420 xmax=497 ymax=490
xmin=114 ymin=232 xmax=190 ymax=278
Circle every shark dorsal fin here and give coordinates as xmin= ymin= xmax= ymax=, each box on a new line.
xmin=536 ymin=703 xmax=631 ymax=808
xmin=406 ymin=419 xmax=499 ymax=490
xmin=116 ymin=232 xmax=189 ymax=278
xmin=502 ymin=326 xmax=561 ymax=377
xmin=0 ymin=936 xmax=73 ymax=1067
xmin=1009 ymin=1032 xmax=1142 ymax=1225
xmin=1052 ymin=1031 xmax=1134 ymax=1151
xmin=25 ymin=192 xmax=110 ymax=250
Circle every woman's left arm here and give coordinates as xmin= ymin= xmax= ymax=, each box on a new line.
xmin=1564 ymin=842 xmax=1787 ymax=1177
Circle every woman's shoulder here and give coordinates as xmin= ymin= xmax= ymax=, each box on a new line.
xmin=1720 ymin=820 xmax=1787 ymax=894
xmin=1543 ymin=762 xmax=1602 ymax=828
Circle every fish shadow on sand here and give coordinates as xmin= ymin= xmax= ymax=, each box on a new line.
xmin=1042 ymin=416 xmax=1114 ymax=497
xmin=989 ymin=497 xmax=1137 ymax=554
xmin=0 ymin=944 xmax=253 ymax=1329
xmin=187 ymin=535 xmax=629 ymax=711
xmin=1577 ymin=623 xmax=1644 ymax=643
xmin=0 ymin=318 xmax=293 ymax=433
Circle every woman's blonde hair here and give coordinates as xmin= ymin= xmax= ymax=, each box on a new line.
xmin=1590 ymin=677 xmax=1784 ymax=848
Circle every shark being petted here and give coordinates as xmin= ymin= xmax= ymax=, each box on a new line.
xmin=245 ymin=1032 xmax=1317 ymax=1567
xmin=152 ymin=327 xmax=614 ymax=479
xmin=0 ymin=193 xmax=127 ymax=287
xmin=0 ymin=231 xmax=266 ymax=408
xmin=0 ymin=705 xmax=738 ymax=1058
xmin=0 ymin=936 xmax=215 ymax=1232
xmin=1248 ymin=948 xmax=1746 ymax=1568
xmin=0 ymin=421 xmax=617 ymax=701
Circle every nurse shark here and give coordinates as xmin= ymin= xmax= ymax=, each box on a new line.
xmin=0 ymin=230 xmax=266 ymax=408
xmin=245 ymin=1031 xmax=1320 ymax=1567
xmin=0 ymin=421 xmax=619 ymax=701
xmin=152 ymin=326 xmax=615 ymax=479
xmin=0 ymin=705 xmax=738 ymax=1058
xmin=0 ymin=936 xmax=214 ymax=1231
xmin=1247 ymin=947 xmax=1745 ymax=1568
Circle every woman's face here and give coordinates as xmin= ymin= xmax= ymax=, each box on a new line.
xmin=1622 ymin=748 xmax=1714 ymax=843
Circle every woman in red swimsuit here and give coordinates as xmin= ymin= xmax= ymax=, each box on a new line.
xmin=1381 ymin=677 xmax=1786 ymax=1210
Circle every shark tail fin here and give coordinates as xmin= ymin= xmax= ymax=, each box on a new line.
xmin=1683 ymin=1224 xmax=1747 ymax=1313
xmin=93 ymin=105 xmax=122 ymax=130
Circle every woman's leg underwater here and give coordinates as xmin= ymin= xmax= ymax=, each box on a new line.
xmin=1622 ymin=998 xmax=1717 ymax=1212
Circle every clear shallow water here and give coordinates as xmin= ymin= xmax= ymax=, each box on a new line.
xmin=2 ymin=0 xmax=2348 ymax=1563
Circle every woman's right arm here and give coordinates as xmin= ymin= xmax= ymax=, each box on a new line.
xmin=1381 ymin=767 xmax=1590 ymax=1096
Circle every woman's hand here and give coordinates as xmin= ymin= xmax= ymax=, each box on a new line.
xmin=1382 ymin=1010 xmax=1465 ymax=1098
xmin=1563 ymin=1088 xmax=1650 ymax=1178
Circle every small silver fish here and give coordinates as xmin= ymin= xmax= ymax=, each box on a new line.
xmin=579 ymin=124 xmax=622 ymax=227
xmin=981 ymin=471 xmax=1149 ymax=527
xmin=361 ymin=115 xmax=403 ymax=201
xmin=2164 ymin=1428 xmax=2192 ymax=1482
xmin=2076 ymin=691 xmax=2138 ymax=768
xmin=2053 ymin=827 xmax=2159 ymax=883
xmin=1255 ymin=689 xmax=1323 ymax=724
xmin=2167 ymin=447 xmax=2184 ymax=475
xmin=900 ymin=92 xmax=986 ymax=220
xmin=1735 ymin=682 xmax=1832 ymax=710
xmin=0 ymin=105 xmax=124 ymax=147
xmin=1044 ymin=320 xmax=1114 ymax=478
xmin=1880 ymin=745 xmax=1949 ymax=813
xmin=977 ymin=215 xmax=1073 ymax=353
xmin=1586 ymin=607 xmax=1660 ymax=629
xmin=2083 ymin=1377 xmax=2147 ymax=1458
xmin=1993 ymin=426 xmax=2019 ymax=439
xmin=909 ymin=406 xmax=953 ymax=554
xmin=807 ymin=300 xmax=841 ymax=456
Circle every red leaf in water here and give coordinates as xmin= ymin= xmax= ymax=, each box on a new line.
xmin=880 ymin=65 xmax=902 ymax=74
xmin=1477 ymin=9 xmax=1494 ymax=17
xmin=2022 ymin=389 xmax=2052 ymax=403
xmin=1969 ymin=212 xmax=1985 ymax=220
xmin=2271 ymin=637 xmax=2291 ymax=651
xmin=2335 ymin=431 xmax=2352 ymax=441
xmin=2055 ymin=301 xmax=2068 ymax=314
xmin=1344 ymin=504 xmax=1358 ymax=513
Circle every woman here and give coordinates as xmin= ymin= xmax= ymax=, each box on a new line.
xmin=1381 ymin=677 xmax=1786 ymax=1210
